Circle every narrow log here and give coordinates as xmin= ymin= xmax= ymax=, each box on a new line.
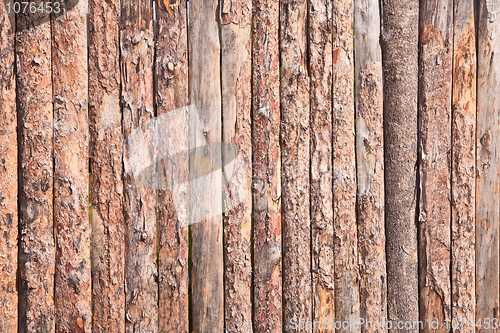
xmin=354 ymin=0 xmax=387 ymax=328
xmin=417 ymin=0 xmax=453 ymax=330
xmin=88 ymin=0 xmax=125 ymax=331
xmin=188 ymin=0 xmax=224 ymax=330
xmin=309 ymin=0 xmax=335 ymax=328
xmin=252 ymin=0 xmax=282 ymax=329
xmin=476 ymin=0 xmax=500 ymax=329
xmin=381 ymin=0 xmax=420 ymax=328
xmin=221 ymin=0 xmax=253 ymax=331
xmin=332 ymin=0 xmax=359 ymax=330
xmin=451 ymin=0 xmax=476 ymax=330
xmin=0 ymin=3 xmax=17 ymax=332
xmin=155 ymin=0 xmax=189 ymax=331
xmin=280 ymin=0 xmax=312 ymax=328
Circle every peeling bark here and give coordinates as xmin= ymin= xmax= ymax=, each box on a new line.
xmin=280 ymin=0 xmax=312 ymax=329
xmin=475 ymin=0 xmax=500 ymax=330
xmin=16 ymin=4 xmax=55 ymax=332
xmin=451 ymin=3 xmax=476 ymax=331
xmin=52 ymin=0 xmax=91 ymax=331
xmin=354 ymin=0 xmax=386 ymax=327
xmin=309 ymin=0 xmax=335 ymax=329
xmin=120 ymin=0 xmax=158 ymax=331
xmin=188 ymin=0 xmax=224 ymax=330
xmin=0 ymin=4 xmax=17 ymax=332
xmin=332 ymin=0 xmax=359 ymax=330
xmin=88 ymin=0 xmax=125 ymax=331
xmin=155 ymin=0 xmax=189 ymax=331
xmin=221 ymin=0 xmax=253 ymax=332
xmin=252 ymin=0 xmax=282 ymax=329
xmin=417 ymin=0 xmax=453 ymax=330
xmin=381 ymin=0 xmax=420 ymax=328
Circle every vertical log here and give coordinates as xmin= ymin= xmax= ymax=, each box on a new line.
xmin=381 ymin=0 xmax=419 ymax=328
xmin=332 ymin=0 xmax=359 ymax=330
xmin=0 ymin=3 xmax=17 ymax=332
xmin=188 ymin=0 xmax=224 ymax=330
xmin=417 ymin=0 xmax=453 ymax=330
xmin=221 ymin=0 xmax=253 ymax=331
xmin=156 ymin=0 xmax=189 ymax=331
xmin=120 ymin=0 xmax=158 ymax=331
xmin=252 ymin=0 xmax=282 ymax=329
xmin=88 ymin=0 xmax=125 ymax=331
xmin=280 ymin=0 xmax=312 ymax=328
xmin=16 ymin=4 xmax=55 ymax=332
xmin=451 ymin=0 xmax=476 ymax=329
xmin=52 ymin=0 xmax=91 ymax=331
xmin=354 ymin=0 xmax=387 ymax=328
xmin=309 ymin=0 xmax=335 ymax=328
xmin=476 ymin=0 xmax=500 ymax=329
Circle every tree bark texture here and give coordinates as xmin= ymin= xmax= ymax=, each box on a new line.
xmin=381 ymin=0 xmax=420 ymax=328
xmin=88 ymin=0 xmax=125 ymax=331
xmin=221 ymin=0 xmax=253 ymax=331
xmin=417 ymin=0 xmax=453 ymax=330
xmin=0 ymin=3 xmax=17 ymax=332
xmin=156 ymin=0 xmax=189 ymax=331
xmin=16 ymin=4 xmax=55 ymax=332
xmin=252 ymin=0 xmax=282 ymax=329
xmin=354 ymin=0 xmax=387 ymax=329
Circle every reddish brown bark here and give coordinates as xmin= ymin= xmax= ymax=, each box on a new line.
xmin=221 ymin=0 xmax=253 ymax=331
xmin=88 ymin=0 xmax=125 ymax=331
xmin=280 ymin=0 xmax=312 ymax=328
xmin=155 ymin=0 xmax=189 ymax=331
xmin=16 ymin=4 xmax=55 ymax=332
xmin=309 ymin=0 xmax=335 ymax=329
xmin=52 ymin=0 xmax=91 ymax=331
xmin=252 ymin=0 xmax=282 ymax=329
xmin=0 ymin=4 xmax=17 ymax=332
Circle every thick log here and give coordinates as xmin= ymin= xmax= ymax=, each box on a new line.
xmin=88 ymin=0 xmax=125 ymax=331
xmin=16 ymin=4 xmax=55 ymax=332
xmin=309 ymin=0 xmax=335 ymax=329
xmin=354 ymin=0 xmax=386 ymax=329
xmin=332 ymin=0 xmax=359 ymax=330
xmin=156 ymin=0 xmax=189 ymax=332
xmin=0 ymin=3 xmax=17 ymax=332
xmin=221 ymin=0 xmax=253 ymax=331
xmin=381 ymin=0 xmax=420 ymax=328
xmin=476 ymin=0 xmax=500 ymax=330
xmin=451 ymin=0 xmax=476 ymax=330
xmin=252 ymin=0 xmax=282 ymax=329
xmin=280 ymin=0 xmax=312 ymax=328
xmin=52 ymin=0 xmax=91 ymax=331
xmin=188 ymin=0 xmax=224 ymax=330
xmin=417 ymin=0 xmax=453 ymax=330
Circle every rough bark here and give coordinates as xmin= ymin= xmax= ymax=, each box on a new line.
xmin=221 ymin=0 xmax=253 ymax=332
xmin=251 ymin=0 xmax=282 ymax=329
xmin=16 ymin=5 xmax=55 ymax=332
xmin=120 ymin=0 xmax=158 ymax=331
xmin=476 ymin=0 xmax=500 ymax=330
xmin=52 ymin=0 xmax=91 ymax=331
xmin=88 ymin=0 xmax=125 ymax=331
xmin=188 ymin=0 xmax=224 ymax=330
xmin=381 ymin=0 xmax=420 ymax=329
xmin=0 ymin=4 xmax=17 ymax=332
xmin=451 ymin=2 xmax=476 ymax=331
xmin=309 ymin=0 xmax=335 ymax=329
xmin=280 ymin=0 xmax=312 ymax=329
xmin=354 ymin=0 xmax=387 ymax=329
xmin=417 ymin=0 xmax=453 ymax=330
xmin=155 ymin=0 xmax=189 ymax=332
xmin=332 ymin=0 xmax=359 ymax=330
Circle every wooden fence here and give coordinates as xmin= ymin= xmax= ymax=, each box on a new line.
xmin=0 ymin=0 xmax=497 ymax=331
